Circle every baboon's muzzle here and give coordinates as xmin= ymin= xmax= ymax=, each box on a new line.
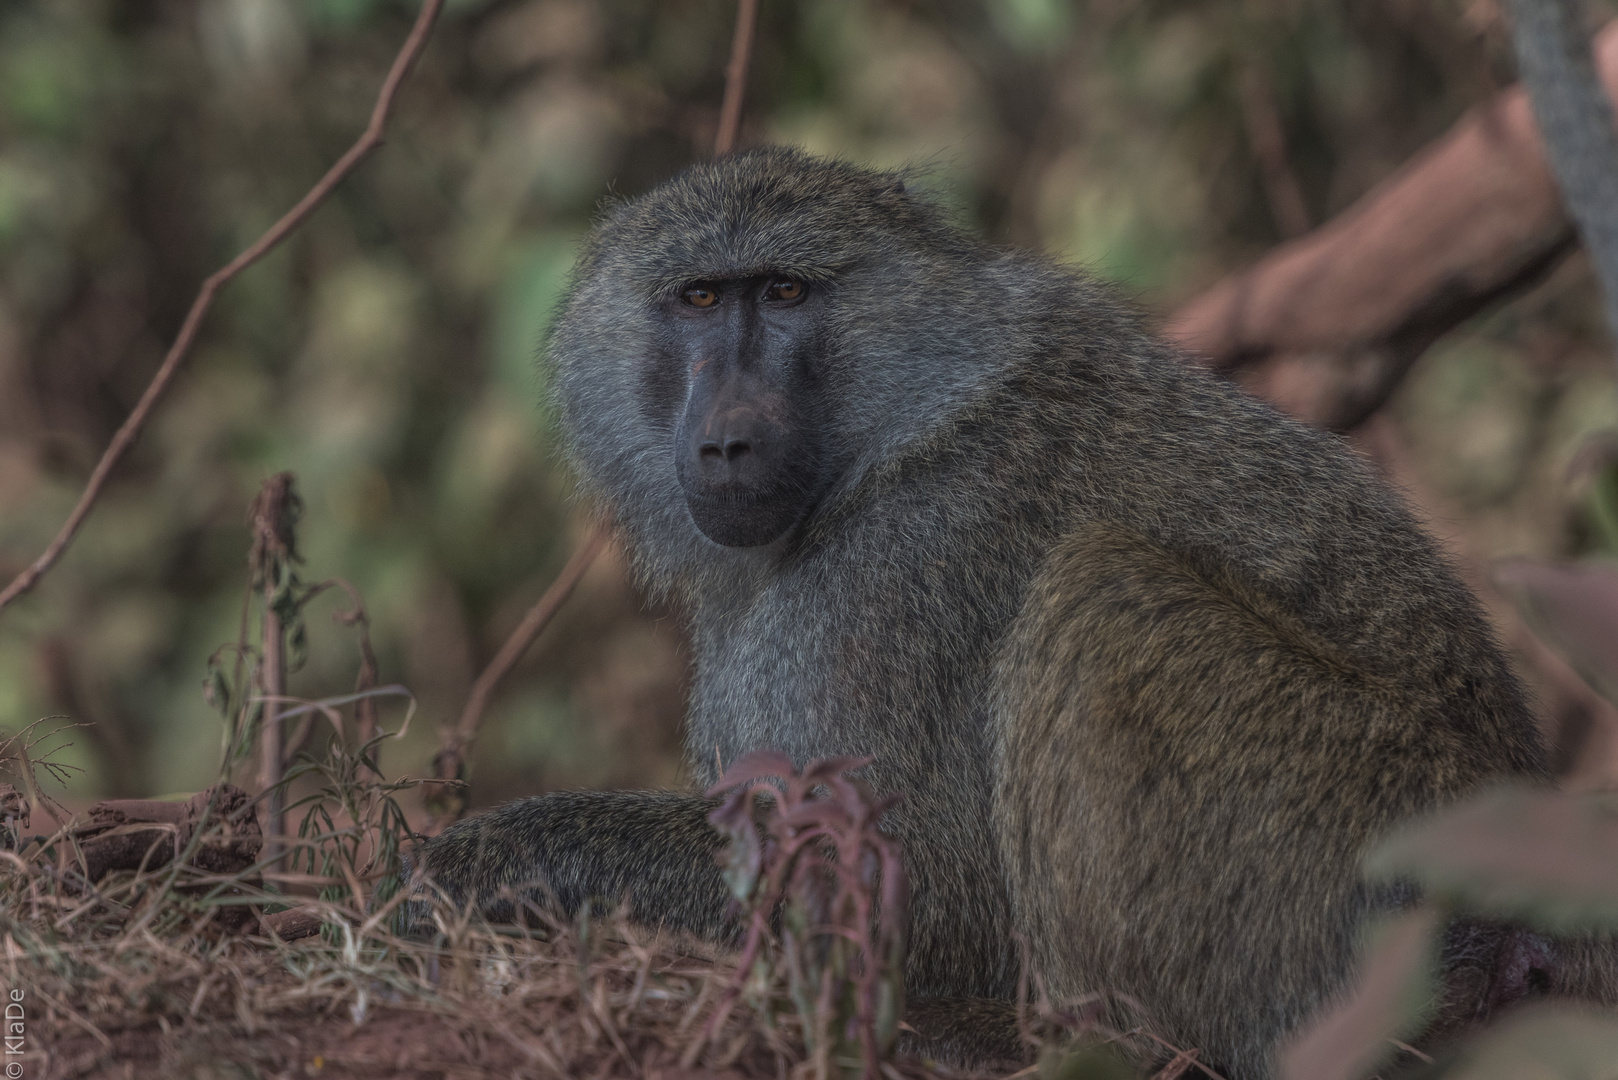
xmin=675 ymin=366 xmax=820 ymax=548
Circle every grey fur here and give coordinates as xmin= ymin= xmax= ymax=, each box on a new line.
xmin=411 ymin=148 xmax=1609 ymax=1077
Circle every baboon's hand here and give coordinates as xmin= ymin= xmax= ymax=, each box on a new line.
xmin=400 ymin=790 xmax=735 ymax=940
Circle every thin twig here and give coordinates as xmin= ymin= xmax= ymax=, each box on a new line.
xmin=0 ymin=0 xmax=446 ymax=616
xmin=1388 ymin=1038 xmax=1434 ymax=1064
xmin=458 ymin=530 xmax=607 ymax=737
xmin=427 ymin=528 xmax=609 ymax=827
xmin=425 ymin=0 xmax=762 ymax=828
xmin=715 ymin=0 xmax=760 ymax=155
xmin=1238 ymin=64 xmax=1311 ymax=239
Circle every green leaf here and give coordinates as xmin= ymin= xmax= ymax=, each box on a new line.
xmin=1434 ymin=1005 xmax=1618 ymax=1080
xmin=1038 ymin=1043 xmax=1140 ymax=1080
xmin=203 ymin=661 xmax=233 ymax=720
xmin=1367 ymin=786 xmax=1618 ymax=933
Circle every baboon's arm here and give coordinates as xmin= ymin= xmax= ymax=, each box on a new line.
xmin=404 ymin=790 xmax=735 ymax=940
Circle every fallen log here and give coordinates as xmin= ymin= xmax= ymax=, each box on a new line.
xmin=72 ymin=784 xmax=261 ymax=885
xmin=259 ymin=905 xmax=326 ymax=941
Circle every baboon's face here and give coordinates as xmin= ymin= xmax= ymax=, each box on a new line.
xmin=655 ymin=274 xmax=828 ymax=548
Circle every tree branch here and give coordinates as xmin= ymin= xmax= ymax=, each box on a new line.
xmin=425 ymin=528 xmax=608 ymax=830
xmin=1164 ymin=21 xmax=1618 ymax=431
xmin=0 ymin=0 xmax=446 ymax=615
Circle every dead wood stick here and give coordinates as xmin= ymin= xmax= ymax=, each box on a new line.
xmin=259 ymin=906 xmax=326 ymax=942
xmin=73 ymin=785 xmax=260 ymax=886
xmin=0 ymin=0 xmax=445 ymax=616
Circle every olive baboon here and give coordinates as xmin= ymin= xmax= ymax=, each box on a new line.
xmin=411 ymin=148 xmax=1609 ymax=1076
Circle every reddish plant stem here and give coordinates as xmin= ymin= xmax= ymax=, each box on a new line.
xmin=0 ymin=0 xmax=445 ymax=616
xmin=258 ymin=598 xmax=286 ymax=868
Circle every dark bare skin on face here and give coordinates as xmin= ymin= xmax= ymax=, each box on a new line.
xmin=408 ymin=148 xmax=1618 ymax=1078
xmin=668 ymin=275 xmax=829 ymax=549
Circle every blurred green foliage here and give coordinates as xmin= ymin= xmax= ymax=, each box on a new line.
xmin=0 ymin=0 xmax=1615 ymax=809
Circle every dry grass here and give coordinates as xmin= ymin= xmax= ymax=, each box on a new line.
xmin=9 ymin=902 xmax=801 ymax=1079
xmin=0 ymin=731 xmax=1050 ymax=1080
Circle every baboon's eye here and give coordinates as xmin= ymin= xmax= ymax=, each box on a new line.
xmin=682 ymin=284 xmax=719 ymax=308
xmin=766 ymin=279 xmax=804 ymax=302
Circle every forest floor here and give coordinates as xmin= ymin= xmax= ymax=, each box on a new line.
xmin=0 ymin=771 xmax=1082 ymax=1080
xmin=16 ymin=906 xmax=990 ymax=1080
xmin=26 ymin=925 xmax=777 ymax=1079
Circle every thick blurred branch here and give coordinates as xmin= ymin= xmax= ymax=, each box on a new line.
xmin=1507 ymin=0 xmax=1618 ymax=347
xmin=1165 ymin=21 xmax=1618 ymax=431
xmin=0 ymin=0 xmax=445 ymax=616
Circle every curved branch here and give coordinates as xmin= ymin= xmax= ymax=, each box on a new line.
xmin=426 ymin=527 xmax=609 ymax=830
xmin=0 ymin=0 xmax=446 ymax=615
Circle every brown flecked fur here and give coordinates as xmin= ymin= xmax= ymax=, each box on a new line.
xmin=408 ymin=148 xmax=1614 ymax=1077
